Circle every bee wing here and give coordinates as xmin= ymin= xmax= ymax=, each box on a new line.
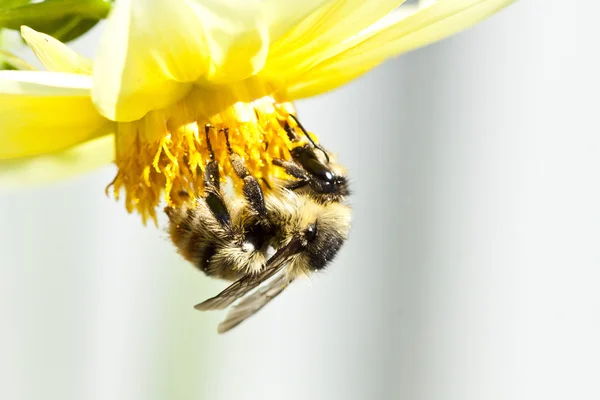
xmin=194 ymin=238 xmax=302 ymax=312
xmin=217 ymin=272 xmax=294 ymax=333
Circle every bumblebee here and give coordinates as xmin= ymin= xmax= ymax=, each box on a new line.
xmin=166 ymin=122 xmax=352 ymax=333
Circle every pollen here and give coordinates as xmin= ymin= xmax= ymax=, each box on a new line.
xmin=107 ymin=80 xmax=312 ymax=224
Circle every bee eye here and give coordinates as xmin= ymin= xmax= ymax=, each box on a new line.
xmin=305 ymin=224 xmax=318 ymax=242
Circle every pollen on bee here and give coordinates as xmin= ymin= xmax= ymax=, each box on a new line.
xmin=106 ymin=85 xmax=316 ymax=225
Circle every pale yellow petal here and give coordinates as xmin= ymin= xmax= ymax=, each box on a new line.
xmin=0 ymin=134 xmax=115 ymax=188
xmin=0 ymin=71 xmax=109 ymax=159
xmin=286 ymin=0 xmax=515 ymax=99
xmin=263 ymin=0 xmax=333 ymax=43
xmin=0 ymin=50 xmax=37 ymax=71
xmin=92 ymin=0 xmax=268 ymax=122
xmin=0 ymin=70 xmax=91 ymax=94
xmin=20 ymin=26 xmax=92 ymax=74
xmin=262 ymin=0 xmax=406 ymax=82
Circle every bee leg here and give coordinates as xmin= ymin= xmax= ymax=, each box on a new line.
xmin=260 ymin=178 xmax=272 ymax=190
xmin=272 ymin=158 xmax=311 ymax=182
xmin=282 ymin=179 xmax=310 ymax=191
xmin=272 ymin=158 xmax=311 ymax=191
xmin=282 ymin=121 xmax=300 ymax=142
xmin=204 ymin=124 xmax=221 ymax=191
xmin=221 ymin=128 xmax=267 ymax=217
xmin=203 ymin=124 xmax=231 ymax=226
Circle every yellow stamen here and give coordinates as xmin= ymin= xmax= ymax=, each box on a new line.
xmin=107 ymin=78 xmax=311 ymax=224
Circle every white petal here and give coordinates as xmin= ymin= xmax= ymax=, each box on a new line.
xmin=0 ymin=71 xmax=109 ymax=159
xmin=92 ymin=0 xmax=269 ymax=122
xmin=286 ymin=0 xmax=515 ymax=99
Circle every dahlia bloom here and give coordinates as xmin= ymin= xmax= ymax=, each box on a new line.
xmin=0 ymin=0 xmax=514 ymax=222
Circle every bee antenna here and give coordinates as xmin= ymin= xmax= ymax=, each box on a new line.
xmin=288 ymin=114 xmax=330 ymax=164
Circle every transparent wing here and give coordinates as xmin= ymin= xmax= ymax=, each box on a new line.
xmin=194 ymin=238 xmax=302 ymax=311
xmin=217 ymin=272 xmax=294 ymax=334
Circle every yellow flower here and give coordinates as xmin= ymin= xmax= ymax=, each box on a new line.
xmin=0 ymin=0 xmax=514 ymax=222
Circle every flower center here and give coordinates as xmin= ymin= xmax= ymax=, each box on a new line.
xmin=108 ymin=79 xmax=309 ymax=224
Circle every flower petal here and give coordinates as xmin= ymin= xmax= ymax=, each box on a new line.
xmin=262 ymin=0 xmax=333 ymax=43
xmin=0 ymin=70 xmax=109 ymax=159
xmin=285 ymin=0 xmax=515 ymax=99
xmin=0 ymin=70 xmax=92 ymax=94
xmin=92 ymin=0 xmax=269 ymax=122
xmin=21 ymin=25 xmax=92 ymax=74
xmin=262 ymin=0 xmax=405 ymax=82
xmin=0 ymin=49 xmax=37 ymax=71
xmin=0 ymin=134 xmax=115 ymax=188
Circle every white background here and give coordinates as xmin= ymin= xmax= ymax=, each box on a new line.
xmin=1 ymin=1 xmax=599 ymax=399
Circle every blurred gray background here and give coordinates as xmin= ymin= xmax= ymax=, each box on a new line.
xmin=2 ymin=1 xmax=600 ymax=399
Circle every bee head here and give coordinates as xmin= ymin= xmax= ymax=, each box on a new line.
xmin=290 ymin=145 xmax=350 ymax=200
